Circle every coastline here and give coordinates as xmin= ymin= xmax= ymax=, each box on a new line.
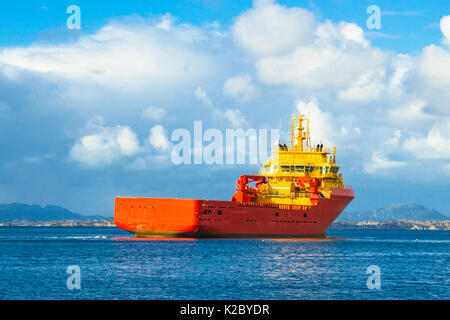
xmin=0 ymin=219 xmax=115 ymax=227
xmin=0 ymin=219 xmax=449 ymax=230
xmin=330 ymin=220 xmax=450 ymax=231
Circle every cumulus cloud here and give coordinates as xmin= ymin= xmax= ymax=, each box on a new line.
xmin=415 ymin=45 xmax=450 ymax=112
xmin=69 ymin=118 xmax=141 ymax=166
xmin=194 ymin=85 xmax=249 ymax=128
xmin=364 ymin=151 xmax=407 ymax=174
xmin=232 ymin=0 xmax=315 ymax=57
xmin=403 ymin=119 xmax=450 ymax=160
xmin=0 ymin=17 xmax=221 ymax=92
xmin=441 ymin=15 xmax=450 ymax=45
xmin=223 ymin=74 xmax=259 ymax=103
xmin=148 ymin=125 xmax=171 ymax=151
xmin=255 ymin=22 xmax=388 ymax=97
xmin=194 ymin=86 xmax=213 ymax=108
xmin=364 ymin=130 xmax=408 ymax=174
xmin=231 ymin=1 xmax=395 ymax=105
xmin=223 ymin=109 xmax=249 ymax=128
xmin=387 ymin=100 xmax=434 ymax=127
xmin=296 ymin=99 xmax=335 ymax=146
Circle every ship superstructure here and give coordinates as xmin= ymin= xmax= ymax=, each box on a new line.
xmin=232 ymin=115 xmax=345 ymax=207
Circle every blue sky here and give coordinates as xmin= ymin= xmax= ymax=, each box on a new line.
xmin=0 ymin=1 xmax=447 ymax=52
xmin=0 ymin=0 xmax=449 ymax=216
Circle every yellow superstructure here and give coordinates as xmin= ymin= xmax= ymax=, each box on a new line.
xmin=256 ymin=114 xmax=346 ymax=206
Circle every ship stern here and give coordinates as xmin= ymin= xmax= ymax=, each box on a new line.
xmin=114 ymin=197 xmax=201 ymax=237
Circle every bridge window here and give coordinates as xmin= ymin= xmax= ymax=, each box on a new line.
xmin=275 ymin=212 xmax=279 ymax=217
xmin=217 ymin=210 xmax=222 ymax=215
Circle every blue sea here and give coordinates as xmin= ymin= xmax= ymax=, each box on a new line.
xmin=0 ymin=227 xmax=448 ymax=300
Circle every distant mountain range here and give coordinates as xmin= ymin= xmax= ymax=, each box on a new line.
xmin=0 ymin=203 xmax=106 ymax=221
xmin=338 ymin=203 xmax=449 ymax=222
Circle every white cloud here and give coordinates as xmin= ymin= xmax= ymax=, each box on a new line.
xmin=386 ymin=130 xmax=402 ymax=148
xmin=364 ymin=151 xmax=407 ymax=174
xmin=194 ymin=85 xmax=249 ymax=128
xmin=148 ymin=125 xmax=171 ymax=151
xmin=440 ymin=15 xmax=450 ymax=44
xmin=403 ymin=119 xmax=450 ymax=160
xmin=69 ymin=118 xmax=141 ymax=166
xmin=142 ymin=106 xmax=165 ymax=121
xmin=388 ymin=54 xmax=413 ymax=91
xmin=223 ymin=74 xmax=259 ymax=103
xmin=416 ymin=45 xmax=450 ymax=99
xmin=156 ymin=14 xmax=174 ymax=31
xmin=255 ymin=23 xmax=388 ymax=96
xmin=339 ymin=22 xmax=368 ymax=46
xmin=231 ymin=2 xmax=389 ymax=103
xmin=0 ymin=19 xmax=221 ymax=91
xmin=232 ymin=0 xmax=315 ymax=57
xmin=337 ymin=71 xmax=385 ymax=102
xmin=194 ymin=86 xmax=213 ymax=108
xmin=223 ymin=109 xmax=248 ymax=128
xmin=296 ymin=99 xmax=335 ymax=146
xmin=363 ymin=130 xmax=409 ymax=174
xmin=387 ymin=100 xmax=434 ymax=127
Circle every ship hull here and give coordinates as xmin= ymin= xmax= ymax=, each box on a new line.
xmin=114 ymin=188 xmax=354 ymax=238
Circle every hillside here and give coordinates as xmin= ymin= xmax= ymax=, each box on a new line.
xmin=338 ymin=203 xmax=448 ymax=222
xmin=0 ymin=203 xmax=105 ymax=221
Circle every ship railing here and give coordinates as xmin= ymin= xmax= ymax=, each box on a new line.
xmin=343 ymin=185 xmax=353 ymax=189
xmin=237 ymin=201 xmax=311 ymax=211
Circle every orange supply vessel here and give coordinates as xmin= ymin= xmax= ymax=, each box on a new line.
xmin=115 ymin=114 xmax=354 ymax=238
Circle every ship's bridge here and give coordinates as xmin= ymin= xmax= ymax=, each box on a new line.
xmin=253 ymin=114 xmax=346 ymax=206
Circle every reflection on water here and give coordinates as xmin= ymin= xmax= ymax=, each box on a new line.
xmin=111 ymin=237 xmax=200 ymax=241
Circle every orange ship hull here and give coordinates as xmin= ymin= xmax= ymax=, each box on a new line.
xmin=114 ymin=188 xmax=354 ymax=238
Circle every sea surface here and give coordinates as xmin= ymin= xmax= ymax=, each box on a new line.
xmin=0 ymin=227 xmax=448 ymax=300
